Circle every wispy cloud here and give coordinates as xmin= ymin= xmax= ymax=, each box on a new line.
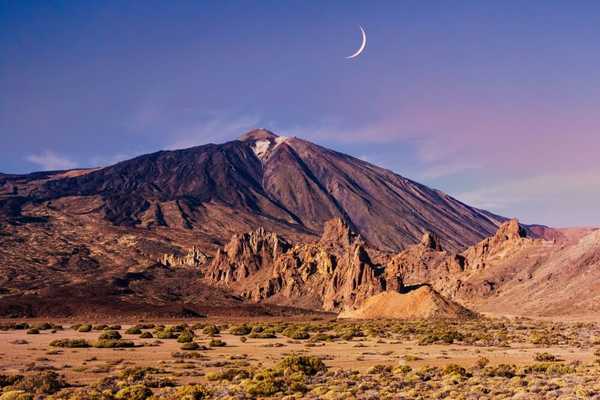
xmin=456 ymin=171 xmax=600 ymax=215
xmin=26 ymin=150 xmax=77 ymax=171
xmin=167 ymin=113 xmax=262 ymax=150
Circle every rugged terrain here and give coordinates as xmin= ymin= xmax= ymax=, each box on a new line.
xmin=1 ymin=129 xmax=598 ymax=318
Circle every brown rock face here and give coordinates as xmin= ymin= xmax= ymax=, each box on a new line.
xmin=159 ymin=246 xmax=211 ymax=268
xmin=205 ymin=218 xmax=385 ymax=311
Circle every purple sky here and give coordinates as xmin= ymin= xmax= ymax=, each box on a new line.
xmin=1 ymin=1 xmax=600 ymax=227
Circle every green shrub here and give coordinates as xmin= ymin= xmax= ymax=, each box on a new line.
xmin=126 ymin=327 xmax=142 ymax=335
xmin=156 ymin=330 xmax=177 ymax=340
xmin=181 ymin=342 xmax=200 ymax=351
xmin=5 ymin=371 xmax=68 ymax=395
xmin=282 ymin=327 xmax=310 ymax=340
xmin=114 ymin=384 xmax=152 ymax=400
xmin=206 ymin=368 xmax=251 ymax=382
xmin=534 ymin=352 xmax=560 ymax=362
xmin=202 ymin=325 xmax=220 ymax=336
xmin=92 ymin=324 xmax=108 ymax=331
xmin=169 ymin=384 xmax=210 ymax=400
xmin=367 ymin=364 xmax=392 ymax=375
xmin=26 ymin=328 xmax=39 ymax=335
xmin=229 ymin=325 xmax=252 ymax=335
xmin=277 ymin=355 xmax=327 ymax=376
xmin=118 ymin=367 xmax=161 ymax=383
xmin=177 ymin=330 xmax=195 ymax=343
xmin=93 ymin=339 xmax=135 ymax=348
xmin=485 ymin=364 xmax=517 ymax=378
xmin=139 ymin=332 xmax=153 ymax=339
xmin=77 ymin=324 xmax=92 ymax=333
xmin=49 ymin=339 xmax=90 ymax=348
xmin=248 ymin=329 xmax=277 ymax=339
xmin=209 ymin=339 xmax=226 ymax=347
xmin=443 ymin=364 xmax=470 ymax=377
xmin=521 ymin=363 xmax=574 ymax=375
xmin=34 ymin=323 xmax=52 ymax=331
xmin=0 ymin=390 xmax=33 ymax=400
xmin=99 ymin=330 xmax=122 ymax=340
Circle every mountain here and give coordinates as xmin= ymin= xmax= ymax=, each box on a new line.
xmin=7 ymin=128 xmax=571 ymax=318
xmin=0 ymin=129 xmax=503 ymax=253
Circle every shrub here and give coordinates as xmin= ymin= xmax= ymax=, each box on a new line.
xmin=119 ymin=367 xmax=161 ymax=382
xmin=249 ymin=329 xmax=277 ymax=339
xmin=34 ymin=323 xmax=52 ymax=331
xmin=6 ymin=371 xmax=68 ymax=394
xmin=92 ymin=324 xmax=108 ymax=331
xmin=240 ymin=336 xmax=247 ymax=343
xmin=99 ymin=330 xmax=122 ymax=340
xmin=166 ymin=385 xmax=210 ymax=400
xmin=177 ymin=330 xmax=195 ymax=343
xmin=282 ymin=327 xmax=310 ymax=340
xmin=126 ymin=327 xmax=142 ymax=335
xmin=521 ymin=363 xmax=574 ymax=375
xmin=202 ymin=325 xmax=220 ymax=336
xmin=0 ymin=391 xmax=33 ymax=400
xmin=0 ymin=374 xmax=23 ymax=388
xmin=93 ymin=339 xmax=135 ymax=348
xmin=277 ymin=355 xmax=327 ymax=376
xmin=139 ymin=332 xmax=153 ymax=339
xmin=475 ymin=356 xmax=490 ymax=369
xmin=78 ymin=324 xmax=92 ymax=333
xmin=243 ymin=378 xmax=284 ymax=397
xmin=393 ymin=365 xmax=412 ymax=374
xmin=156 ymin=330 xmax=177 ymax=340
xmin=443 ymin=364 xmax=470 ymax=377
xmin=485 ymin=364 xmax=517 ymax=378
xmin=367 ymin=364 xmax=392 ymax=375
xmin=206 ymin=368 xmax=251 ymax=382
xmin=114 ymin=384 xmax=152 ymax=400
xmin=26 ymin=329 xmax=39 ymax=335
xmin=229 ymin=325 xmax=252 ymax=335
xmin=534 ymin=352 xmax=560 ymax=362
xmin=49 ymin=339 xmax=90 ymax=348
xmin=181 ymin=342 xmax=200 ymax=351
xmin=209 ymin=339 xmax=226 ymax=347
xmin=108 ymin=325 xmax=121 ymax=330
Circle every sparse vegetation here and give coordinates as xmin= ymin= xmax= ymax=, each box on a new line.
xmin=3 ymin=318 xmax=600 ymax=399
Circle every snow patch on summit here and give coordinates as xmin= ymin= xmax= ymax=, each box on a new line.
xmin=252 ymin=140 xmax=271 ymax=160
xmin=252 ymin=136 xmax=290 ymax=161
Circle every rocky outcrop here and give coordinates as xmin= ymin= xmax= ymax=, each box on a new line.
xmin=205 ymin=218 xmax=385 ymax=311
xmin=159 ymin=246 xmax=211 ymax=268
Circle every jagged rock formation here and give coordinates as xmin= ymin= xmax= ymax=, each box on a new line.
xmin=159 ymin=246 xmax=211 ymax=268
xmin=338 ymin=285 xmax=477 ymax=320
xmin=206 ymin=218 xmax=386 ymax=311
xmin=204 ymin=217 xmax=600 ymax=318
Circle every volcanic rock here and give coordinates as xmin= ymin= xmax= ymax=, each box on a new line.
xmin=337 ymin=285 xmax=476 ymax=320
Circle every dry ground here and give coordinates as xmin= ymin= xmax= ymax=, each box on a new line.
xmin=1 ymin=317 xmax=600 ymax=399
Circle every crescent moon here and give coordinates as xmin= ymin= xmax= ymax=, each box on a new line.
xmin=346 ymin=25 xmax=367 ymax=59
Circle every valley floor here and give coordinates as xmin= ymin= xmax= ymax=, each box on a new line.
xmin=1 ymin=317 xmax=600 ymax=399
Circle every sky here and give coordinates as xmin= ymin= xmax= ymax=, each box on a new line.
xmin=1 ymin=1 xmax=600 ymax=227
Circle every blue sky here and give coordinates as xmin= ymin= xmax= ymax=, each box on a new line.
xmin=2 ymin=1 xmax=600 ymax=226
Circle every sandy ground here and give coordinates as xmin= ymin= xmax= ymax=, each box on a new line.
xmin=0 ymin=321 xmax=595 ymax=387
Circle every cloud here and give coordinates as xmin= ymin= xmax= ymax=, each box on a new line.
xmin=26 ymin=150 xmax=77 ymax=171
xmin=455 ymin=171 xmax=600 ymax=224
